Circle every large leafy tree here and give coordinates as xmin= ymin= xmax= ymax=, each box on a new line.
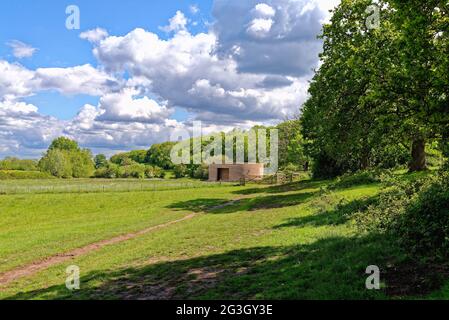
xmin=301 ymin=0 xmax=448 ymax=177
xmin=39 ymin=137 xmax=94 ymax=178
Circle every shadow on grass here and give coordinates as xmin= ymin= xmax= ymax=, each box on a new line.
xmin=167 ymin=191 xmax=318 ymax=214
xmin=273 ymin=196 xmax=378 ymax=229
xmin=6 ymin=234 xmax=404 ymax=300
xmin=233 ymin=179 xmax=330 ymax=196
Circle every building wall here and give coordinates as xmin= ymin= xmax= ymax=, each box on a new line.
xmin=209 ymin=163 xmax=264 ymax=182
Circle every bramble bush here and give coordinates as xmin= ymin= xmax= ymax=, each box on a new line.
xmin=355 ymin=168 xmax=449 ymax=260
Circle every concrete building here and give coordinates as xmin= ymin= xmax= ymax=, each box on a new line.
xmin=208 ymin=163 xmax=264 ymax=182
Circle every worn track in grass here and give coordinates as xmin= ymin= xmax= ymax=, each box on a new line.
xmin=0 ymin=213 xmax=198 ymax=287
xmin=0 ymin=196 xmax=250 ymax=288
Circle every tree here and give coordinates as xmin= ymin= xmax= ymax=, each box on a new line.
xmin=145 ymin=142 xmax=176 ymax=169
xmin=49 ymin=137 xmax=80 ymax=152
xmin=301 ymin=0 xmax=448 ymax=176
xmin=39 ymin=137 xmax=94 ymax=178
xmin=277 ymin=120 xmax=308 ymax=170
xmin=94 ymin=154 xmax=108 ymax=169
xmin=38 ymin=149 xmax=72 ymax=178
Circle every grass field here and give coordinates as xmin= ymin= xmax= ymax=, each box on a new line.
xmin=0 ymin=175 xmax=446 ymax=300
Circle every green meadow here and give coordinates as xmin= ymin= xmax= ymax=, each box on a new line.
xmin=1 ymin=173 xmax=446 ymax=300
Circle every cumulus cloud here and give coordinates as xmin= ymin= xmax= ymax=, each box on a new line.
xmin=79 ymin=28 xmax=109 ymax=43
xmin=213 ymin=0 xmax=327 ymax=76
xmin=159 ymin=11 xmax=188 ymax=33
xmin=0 ymin=0 xmax=338 ymax=157
xmin=91 ymin=26 xmax=306 ymax=122
xmin=0 ymin=99 xmax=64 ymax=157
xmin=95 ymin=88 xmax=172 ymax=123
xmin=7 ymin=40 xmax=38 ymax=59
xmin=34 ymin=64 xmax=121 ymax=96
xmin=0 ymin=61 xmax=36 ymax=99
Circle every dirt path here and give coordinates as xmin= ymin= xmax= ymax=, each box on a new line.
xmin=0 ymin=213 xmax=198 ymax=288
xmin=0 ymin=195 xmax=253 ymax=288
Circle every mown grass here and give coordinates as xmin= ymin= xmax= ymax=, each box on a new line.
xmin=0 ymin=174 xmax=443 ymax=300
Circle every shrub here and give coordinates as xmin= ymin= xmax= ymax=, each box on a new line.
xmin=0 ymin=157 xmax=38 ymax=171
xmin=355 ymin=172 xmax=449 ymax=260
xmin=94 ymin=163 xmax=120 ymax=179
xmin=153 ymin=166 xmax=166 ymax=179
xmin=192 ymin=165 xmax=209 ymax=180
xmin=330 ymin=169 xmax=385 ymax=190
xmin=396 ymin=173 xmax=449 ymax=259
xmin=173 ymin=165 xmax=188 ymax=179
xmin=118 ymin=163 xmax=146 ymax=179
xmin=0 ymin=170 xmax=53 ymax=180
xmin=144 ymin=166 xmax=156 ymax=179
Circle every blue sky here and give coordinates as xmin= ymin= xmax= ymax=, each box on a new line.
xmin=0 ymin=0 xmax=338 ymax=158
xmin=0 ymin=0 xmax=211 ymax=120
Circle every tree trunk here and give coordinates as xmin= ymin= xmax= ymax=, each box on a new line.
xmin=409 ymin=138 xmax=427 ymax=172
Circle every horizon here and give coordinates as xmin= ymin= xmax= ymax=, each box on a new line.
xmin=0 ymin=0 xmax=339 ymax=158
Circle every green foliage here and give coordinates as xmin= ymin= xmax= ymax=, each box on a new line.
xmin=38 ymin=149 xmax=73 ymax=178
xmin=49 ymin=137 xmax=80 ymax=151
xmin=94 ymin=154 xmax=108 ymax=169
xmin=39 ymin=138 xmax=95 ymax=178
xmin=110 ymin=150 xmax=147 ymax=166
xmin=118 ymin=163 xmax=146 ymax=179
xmin=277 ymin=120 xmax=308 ymax=170
xmin=0 ymin=157 xmax=38 ymax=171
xmin=192 ymin=165 xmax=209 ymax=180
xmin=94 ymin=163 xmax=120 ymax=179
xmin=301 ymin=0 xmax=448 ymax=176
xmin=330 ymin=169 xmax=384 ymax=190
xmin=0 ymin=170 xmax=53 ymax=180
xmin=146 ymin=142 xmax=176 ymax=170
xmin=173 ymin=164 xmax=188 ymax=179
xmin=127 ymin=150 xmax=147 ymax=164
xmin=356 ymin=171 xmax=449 ymax=260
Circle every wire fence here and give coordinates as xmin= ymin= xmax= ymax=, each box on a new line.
xmin=0 ymin=179 xmax=235 ymax=195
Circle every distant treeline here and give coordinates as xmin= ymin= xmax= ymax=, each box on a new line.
xmin=0 ymin=120 xmax=308 ymax=179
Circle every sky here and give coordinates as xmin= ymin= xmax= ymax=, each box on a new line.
xmin=0 ymin=0 xmax=340 ymax=158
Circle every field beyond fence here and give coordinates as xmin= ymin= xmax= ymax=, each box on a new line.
xmin=0 ymin=179 xmax=234 ymax=195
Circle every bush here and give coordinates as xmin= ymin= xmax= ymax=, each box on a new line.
xmin=355 ymin=172 xmax=449 ymax=260
xmin=173 ymin=165 xmax=188 ymax=179
xmin=118 ymin=163 xmax=146 ymax=179
xmin=396 ymin=173 xmax=449 ymax=259
xmin=330 ymin=169 xmax=385 ymax=190
xmin=0 ymin=157 xmax=38 ymax=171
xmin=94 ymin=163 xmax=120 ymax=179
xmin=0 ymin=170 xmax=53 ymax=180
xmin=153 ymin=166 xmax=166 ymax=179
xmin=192 ymin=165 xmax=209 ymax=180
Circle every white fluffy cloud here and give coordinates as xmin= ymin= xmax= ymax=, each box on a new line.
xmin=0 ymin=0 xmax=339 ymax=157
xmin=7 ymin=40 xmax=38 ymax=59
xmin=0 ymin=61 xmax=36 ymax=99
xmin=79 ymin=28 xmax=109 ymax=43
xmin=159 ymin=11 xmax=188 ymax=33
xmin=96 ymin=88 xmax=172 ymax=123
xmin=34 ymin=64 xmax=120 ymax=96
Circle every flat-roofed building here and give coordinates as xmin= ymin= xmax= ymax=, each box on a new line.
xmin=208 ymin=163 xmax=264 ymax=182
